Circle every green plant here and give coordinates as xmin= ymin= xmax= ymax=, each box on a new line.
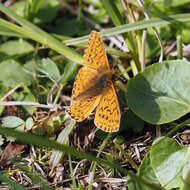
xmin=0 ymin=0 xmax=190 ymax=189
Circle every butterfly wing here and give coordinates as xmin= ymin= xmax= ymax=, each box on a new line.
xmin=83 ymin=31 xmax=110 ymax=71
xmin=94 ymin=81 xmax=120 ymax=132
xmin=67 ymin=95 xmax=101 ymax=121
xmin=67 ymin=67 xmax=101 ymax=121
xmin=71 ymin=31 xmax=110 ymax=100
xmin=71 ymin=67 xmax=98 ymax=100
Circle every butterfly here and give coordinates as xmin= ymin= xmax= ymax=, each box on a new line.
xmin=67 ymin=31 xmax=120 ymax=132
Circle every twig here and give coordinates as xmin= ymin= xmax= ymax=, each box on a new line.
xmin=0 ymin=101 xmax=63 ymax=110
xmin=0 ymin=83 xmax=23 ymax=102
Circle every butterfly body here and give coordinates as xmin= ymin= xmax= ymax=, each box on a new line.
xmin=67 ymin=31 xmax=120 ymax=132
xmin=72 ymin=71 xmax=112 ymax=102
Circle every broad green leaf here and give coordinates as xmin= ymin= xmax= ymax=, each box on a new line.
xmin=0 ymin=60 xmax=33 ymax=87
xmin=25 ymin=117 xmax=34 ymax=130
xmin=0 ymin=39 xmax=34 ymax=60
xmin=16 ymin=124 xmax=25 ymax=132
xmin=126 ymin=60 xmax=190 ymax=124
xmin=127 ymin=169 xmax=157 ymax=190
xmin=40 ymin=58 xmax=60 ymax=80
xmin=137 ymin=137 xmax=190 ymax=189
xmin=0 ymin=83 xmax=7 ymax=116
xmin=137 ymin=152 xmax=161 ymax=190
xmin=3 ymin=116 xmax=24 ymax=128
xmin=10 ymin=0 xmax=26 ymax=17
xmin=150 ymin=137 xmax=190 ymax=189
xmin=34 ymin=0 xmax=59 ymax=24
xmin=61 ymin=61 xmax=78 ymax=84
xmin=24 ymin=56 xmax=40 ymax=73
xmin=10 ymin=0 xmax=58 ymax=24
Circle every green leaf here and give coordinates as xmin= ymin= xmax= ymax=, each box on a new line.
xmin=145 ymin=26 xmax=172 ymax=59
xmin=181 ymin=22 xmax=190 ymax=43
xmin=0 ymin=39 xmax=34 ymax=60
xmin=10 ymin=0 xmax=26 ymax=17
xmin=3 ymin=116 xmax=24 ymax=128
xmin=55 ymin=19 xmax=86 ymax=36
xmin=25 ymin=117 xmax=34 ymax=130
xmin=0 ymin=3 xmax=83 ymax=64
xmin=0 ymin=59 xmax=33 ymax=87
xmin=16 ymin=124 xmax=25 ymax=132
xmin=154 ymin=0 xmax=190 ymax=7
xmin=61 ymin=61 xmax=78 ymax=84
xmin=64 ymin=13 xmax=190 ymax=46
xmin=150 ymin=137 xmax=190 ymax=189
xmin=101 ymin=0 xmax=124 ymax=26
xmin=49 ymin=119 xmax=76 ymax=168
xmin=137 ymin=152 xmax=160 ymax=190
xmin=0 ymin=25 xmax=23 ymax=37
xmin=0 ymin=172 xmax=26 ymax=190
xmin=138 ymin=137 xmax=190 ymax=189
xmin=40 ymin=58 xmax=60 ymax=80
xmin=126 ymin=60 xmax=190 ymax=124
xmin=34 ymin=0 xmax=59 ymax=24
xmin=121 ymin=110 xmax=144 ymax=132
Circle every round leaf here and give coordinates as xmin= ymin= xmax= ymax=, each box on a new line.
xmin=0 ymin=39 xmax=34 ymax=59
xmin=0 ymin=60 xmax=33 ymax=87
xmin=126 ymin=60 xmax=190 ymax=124
xmin=25 ymin=117 xmax=34 ymax=130
xmin=40 ymin=58 xmax=60 ymax=80
xmin=3 ymin=116 xmax=24 ymax=128
xmin=150 ymin=137 xmax=189 ymax=189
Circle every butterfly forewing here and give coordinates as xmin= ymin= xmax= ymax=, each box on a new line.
xmin=83 ymin=31 xmax=110 ymax=71
xmin=71 ymin=67 xmax=99 ymax=101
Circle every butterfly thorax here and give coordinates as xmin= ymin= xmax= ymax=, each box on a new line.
xmin=72 ymin=71 xmax=112 ymax=102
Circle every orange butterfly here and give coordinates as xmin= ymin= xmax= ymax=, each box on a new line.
xmin=67 ymin=31 xmax=120 ymax=132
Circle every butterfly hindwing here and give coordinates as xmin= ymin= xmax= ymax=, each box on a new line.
xmin=94 ymin=81 xmax=120 ymax=132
